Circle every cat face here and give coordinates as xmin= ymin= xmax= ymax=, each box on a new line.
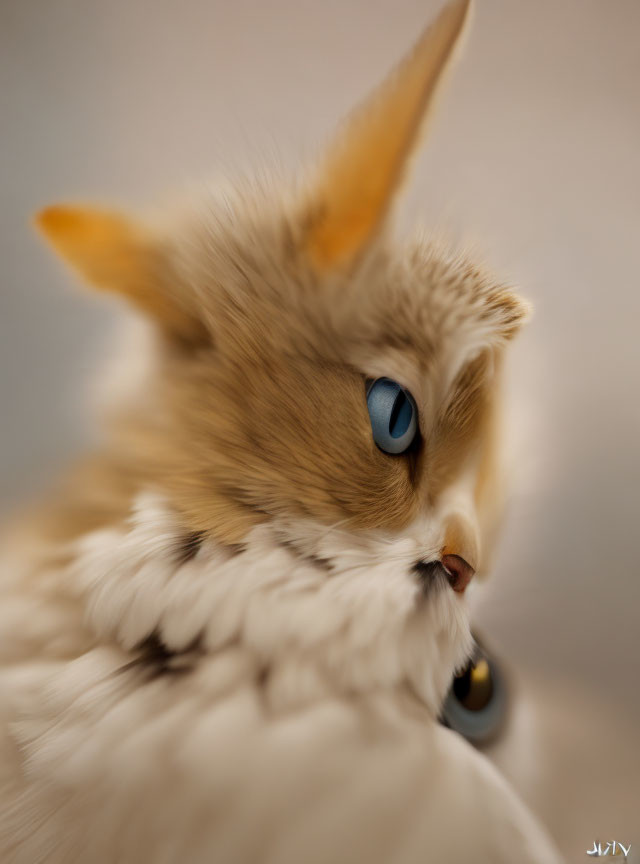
xmin=35 ymin=0 xmax=527 ymax=710
xmin=151 ymin=191 xmax=523 ymax=563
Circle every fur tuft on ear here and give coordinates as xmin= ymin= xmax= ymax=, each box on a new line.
xmin=303 ymin=0 xmax=471 ymax=272
xmin=35 ymin=204 xmax=207 ymax=344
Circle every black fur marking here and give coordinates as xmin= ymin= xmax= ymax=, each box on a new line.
xmin=413 ymin=560 xmax=448 ymax=598
xmin=119 ymin=630 xmax=202 ymax=680
xmin=176 ymin=531 xmax=205 ymax=564
xmin=256 ymin=665 xmax=271 ymax=687
xmin=278 ymin=539 xmax=332 ymax=573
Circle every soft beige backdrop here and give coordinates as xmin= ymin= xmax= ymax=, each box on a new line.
xmin=2 ymin=0 xmax=639 ymax=859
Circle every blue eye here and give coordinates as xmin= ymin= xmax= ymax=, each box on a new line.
xmin=366 ymin=378 xmax=418 ymax=454
xmin=440 ymin=641 xmax=506 ymax=745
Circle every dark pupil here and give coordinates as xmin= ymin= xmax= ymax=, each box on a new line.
xmin=389 ymin=391 xmax=412 ymax=439
xmin=452 ymin=661 xmax=494 ymax=712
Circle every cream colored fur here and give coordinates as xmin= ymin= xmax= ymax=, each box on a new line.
xmin=1 ymin=493 xmax=560 ymax=863
xmin=1 ymin=1 xmax=563 ymax=860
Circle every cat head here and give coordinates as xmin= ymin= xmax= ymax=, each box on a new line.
xmin=36 ymin=0 xmax=528 ymax=711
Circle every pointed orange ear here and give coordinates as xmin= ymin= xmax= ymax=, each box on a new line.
xmin=35 ymin=204 xmax=206 ymax=343
xmin=304 ymin=0 xmax=471 ymax=271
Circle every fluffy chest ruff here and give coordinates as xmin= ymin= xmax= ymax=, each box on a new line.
xmin=0 ymin=493 xmax=473 ymax=858
xmin=72 ymin=493 xmax=472 ymax=713
xmin=0 ymin=496 xmax=562 ymax=864
xmin=0 ymin=0 xmax=564 ymax=858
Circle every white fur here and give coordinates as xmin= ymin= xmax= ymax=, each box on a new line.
xmin=69 ymin=494 xmax=471 ymax=712
xmin=0 ymin=494 xmax=562 ymax=863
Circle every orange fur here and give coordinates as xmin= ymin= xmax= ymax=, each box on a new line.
xmin=36 ymin=205 xmax=208 ymax=345
xmin=28 ymin=0 xmax=526 ymax=565
xmin=304 ymin=0 xmax=471 ymax=270
xmin=0 ymin=5 xmax=563 ymax=862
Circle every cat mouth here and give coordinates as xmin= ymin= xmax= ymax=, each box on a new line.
xmin=413 ymin=556 xmax=475 ymax=596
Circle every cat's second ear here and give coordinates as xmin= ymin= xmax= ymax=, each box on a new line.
xmin=303 ymin=0 xmax=470 ymax=272
xmin=36 ymin=205 xmax=208 ymax=344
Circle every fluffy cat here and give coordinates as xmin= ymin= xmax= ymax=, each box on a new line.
xmin=0 ymin=1 xmax=562 ymax=861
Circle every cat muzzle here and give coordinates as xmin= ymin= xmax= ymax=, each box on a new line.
xmin=441 ymin=513 xmax=478 ymax=592
xmin=413 ymin=555 xmax=475 ymax=595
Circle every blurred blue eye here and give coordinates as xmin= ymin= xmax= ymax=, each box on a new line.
xmin=366 ymin=378 xmax=418 ymax=454
xmin=440 ymin=640 xmax=507 ymax=746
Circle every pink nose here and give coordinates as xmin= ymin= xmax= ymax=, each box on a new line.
xmin=441 ymin=554 xmax=475 ymax=593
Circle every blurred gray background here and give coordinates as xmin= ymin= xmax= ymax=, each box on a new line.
xmin=2 ymin=0 xmax=639 ymax=858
